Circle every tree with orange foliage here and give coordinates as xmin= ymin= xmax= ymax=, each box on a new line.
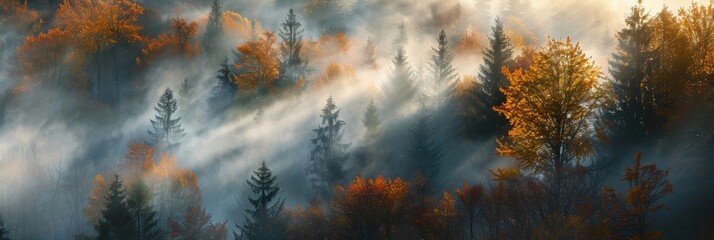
xmin=601 ymin=153 xmax=673 ymax=240
xmin=233 ymin=31 xmax=280 ymax=94
xmin=168 ymin=206 xmax=227 ymax=240
xmin=331 ymin=176 xmax=409 ymax=240
xmin=287 ymin=199 xmax=328 ymax=240
xmin=312 ymin=62 xmax=355 ymax=90
xmin=495 ymin=38 xmax=607 ymax=214
xmin=14 ymin=28 xmax=81 ymax=92
xmin=122 ymin=142 xmax=156 ymax=184
xmin=0 ymin=0 xmax=43 ymax=33
xmin=55 ymin=0 xmax=143 ymax=100
xmin=84 ymin=174 xmax=109 ymax=226
xmin=141 ymin=18 xmax=200 ymax=63
xmin=456 ymin=182 xmax=484 ymax=240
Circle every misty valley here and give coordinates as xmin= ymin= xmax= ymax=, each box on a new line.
xmin=0 ymin=0 xmax=712 ymax=239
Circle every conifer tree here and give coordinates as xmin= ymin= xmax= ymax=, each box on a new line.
xmin=382 ymin=48 xmax=416 ymax=107
xmin=278 ymin=9 xmax=307 ymax=85
xmin=0 ymin=213 xmax=9 ymax=240
xmin=210 ymin=57 xmax=237 ymax=112
xmin=96 ymin=175 xmax=135 ymax=240
xmin=362 ymin=99 xmax=381 ymax=139
xmin=307 ymin=96 xmax=350 ymax=198
xmin=203 ymin=0 xmax=224 ymax=56
xmin=237 ymin=162 xmax=287 ymax=240
xmin=606 ymin=1 xmax=656 ymax=150
xmin=148 ymin=88 xmax=186 ymax=149
xmin=393 ymin=23 xmax=408 ymax=50
xmin=409 ymin=104 xmax=443 ymax=178
xmin=127 ymin=180 xmax=161 ymax=240
xmin=462 ymin=18 xmax=513 ymax=139
xmin=428 ymin=29 xmax=458 ymax=99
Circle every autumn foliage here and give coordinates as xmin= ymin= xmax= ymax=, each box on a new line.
xmin=233 ymin=31 xmax=281 ymax=94
xmin=141 ymin=18 xmax=200 ymax=63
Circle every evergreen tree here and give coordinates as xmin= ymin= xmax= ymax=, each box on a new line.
xmin=0 ymin=213 xmax=9 ymax=240
xmin=203 ymin=0 xmax=224 ymax=56
xmin=148 ymin=88 xmax=186 ymax=149
xmin=169 ymin=206 xmax=227 ymax=240
xmin=606 ymin=1 xmax=654 ymax=148
xmin=237 ymin=162 xmax=287 ymax=240
xmin=428 ymin=29 xmax=458 ymax=99
xmin=96 ymin=175 xmax=135 ymax=240
xmin=409 ymin=103 xmax=443 ymax=178
xmin=393 ymin=23 xmax=408 ymax=50
xmin=362 ymin=99 xmax=381 ymax=139
xmin=278 ymin=9 xmax=307 ymax=85
xmin=127 ymin=180 xmax=161 ymax=240
xmin=462 ymin=18 xmax=513 ymax=140
xmin=307 ymin=96 xmax=350 ymax=198
xmin=382 ymin=48 xmax=416 ymax=108
xmin=210 ymin=57 xmax=237 ymax=113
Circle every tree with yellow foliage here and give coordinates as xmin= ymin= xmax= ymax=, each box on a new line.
xmin=141 ymin=18 xmax=199 ymax=63
xmin=233 ymin=31 xmax=280 ymax=95
xmin=495 ymin=38 xmax=608 ymax=213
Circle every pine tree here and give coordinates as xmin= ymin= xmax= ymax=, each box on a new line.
xmin=606 ymin=1 xmax=654 ymax=148
xmin=148 ymin=88 xmax=186 ymax=149
xmin=203 ymin=0 xmax=224 ymax=56
xmin=393 ymin=23 xmax=408 ymax=50
xmin=462 ymin=18 xmax=513 ymax=140
xmin=96 ymin=175 xmax=135 ymax=240
xmin=127 ymin=180 xmax=161 ymax=240
xmin=428 ymin=29 xmax=458 ymax=100
xmin=210 ymin=57 xmax=238 ymax=113
xmin=307 ymin=96 xmax=350 ymax=198
xmin=278 ymin=9 xmax=307 ymax=85
xmin=382 ymin=47 xmax=416 ymax=108
xmin=0 ymin=213 xmax=9 ymax=240
xmin=409 ymin=103 xmax=443 ymax=178
xmin=237 ymin=162 xmax=287 ymax=240
xmin=362 ymin=99 xmax=381 ymax=139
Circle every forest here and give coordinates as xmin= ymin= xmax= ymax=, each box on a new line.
xmin=0 ymin=0 xmax=712 ymax=239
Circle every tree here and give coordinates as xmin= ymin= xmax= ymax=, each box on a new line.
xmin=495 ymin=38 xmax=607 ymax=214
xmin=237 ymin=162 xmax=287 ymax=240
xmin=0 ymin=213 xmax=9 ymax=240
xmin=362 ymin=99 xmax=380 ymax=139
xmin=393 ymin=23 xmax=408 ymax=50
xmin=382 ymin=47 xmax=416 ymax=107
xmin=95 ymin=175 xmax=135 ymax=240
xmin=233 ymin=32 xmax=280 ymax=95
xmin=363 ymin=38 xmax=378 ymax=69
xmin=148 ymin=88 xmax=186 ymax=149
xmin=679 ymin=2 xmax=714 ymax=96
xmin=210 ymin=57 xmax=238 ymax=112
xmin=203 ymin=0 xmax=224 ymax=56
xmin=142 ymin=18 xmax=200 ymax=63
xmin=85 ymin=174 xmax=110 ymax=227
xmin=127 ymin=180 xmax=162 ymax=240
xmin=462 ymin=18 xmax=513 ymax=140
xmin=601 ymin=152 xmax=673 ymax=239
xmin=408 ymin=104 xmax=443 ymax=178
xmin=308 ymin=96 xmax=350 ymax=198
xmin=55 ymin=0 xmax=143 ymax=101
xmin=455 ymin=182 xmax=484 ymax=240
xmin=286 ymin=199 xmax=327 ymax=240
xmin=331 ymin=176 xmax=409 ymax=240
xmin=427 ymin=29 xmax=458 ymax=102
xmin=168 ymin=206 xmax=227 ymax=240
xmin=278 ymin=9 xmax=307 ymax=85
xmin=606 ymin=1 xmax=655 ymax=148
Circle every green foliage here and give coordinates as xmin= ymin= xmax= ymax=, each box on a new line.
xmin=278 ymin=9 xmax=307 ymax=85
xmin=462 ymin=18 xmax=513 ymax=140
xmin=127 ymin=180 xmax=162 ymax=240
xmin=148 ymin=88 xmax=186 ymax=148
xmin=96 ymin=175 xmax=134 ymax=240
xmin=308 ymin=96 xmax=350 ymax=198
xmin=237 ymin=162 xmax=287 ymax=240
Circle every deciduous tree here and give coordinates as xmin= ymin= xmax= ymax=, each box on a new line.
xmin=233 ymin=32 xmax=280 ymax=94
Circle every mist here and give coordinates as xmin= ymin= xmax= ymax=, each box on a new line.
xmin=0 ymin=0 xmax=712 ymax=239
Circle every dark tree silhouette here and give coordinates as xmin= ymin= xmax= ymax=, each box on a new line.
xmin=95 ymin=175 xmax=134 ymax=240
xmin=408 ymin=104 xmax=443 ymax=178
xmin=462 ymin=18 xmax=513 ymax=140
xmin=278 ymin=9 xmax=307 ymax=85
xmin=127 ymin=180 xmax=161 ymax=240
xmin=169 ymin=206 xmax=227 ymax=240
xmin=0 ymin=213 xmax=9 ymax=240
xmin=148 ymin=88 xmax=186 ymax=149
xmin=383 ymin=48 xmax=416 ymax=108
xmin=203 ymin=0 xmax=224 ymax=55
xmin=236 ymin=162 xmax=287 ymax=240
xmin=308 ymin=96 xmax=350 ymax=198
